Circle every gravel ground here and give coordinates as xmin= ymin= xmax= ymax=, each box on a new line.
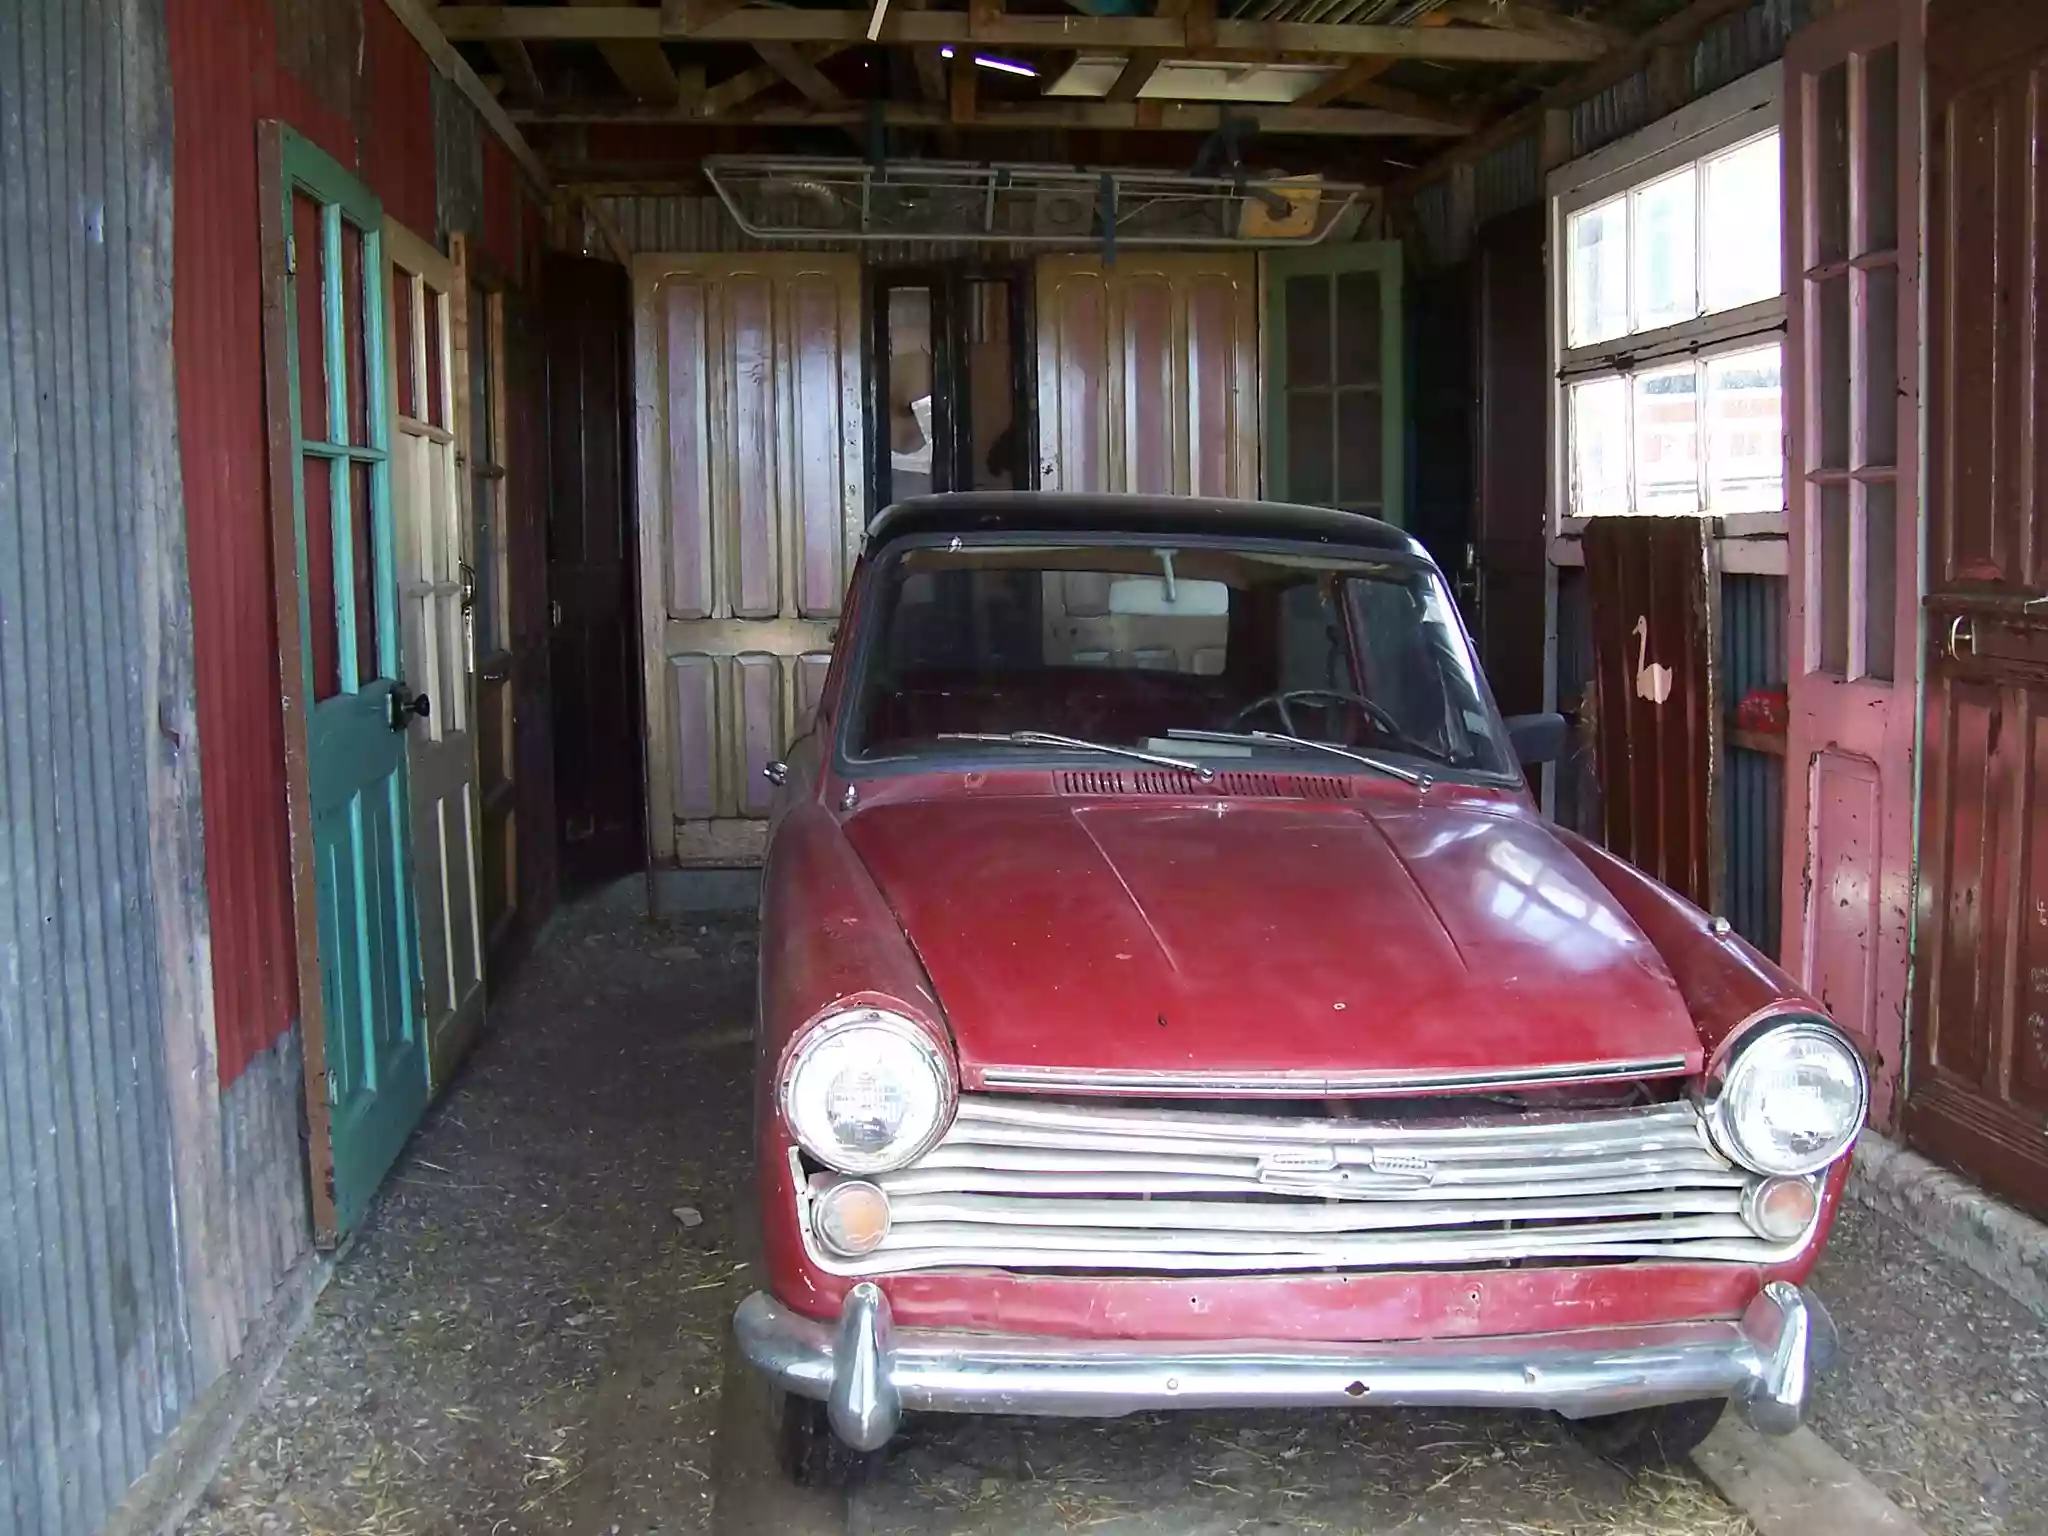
xmin=1806 ymin=1197 xmax=2048 ymax=1536
xmin=180 ymin=901 xmax=759 ymax=1536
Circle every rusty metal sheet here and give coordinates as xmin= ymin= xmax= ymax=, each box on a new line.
xmin=1582 ymin=517 xmax=1720 ymax=913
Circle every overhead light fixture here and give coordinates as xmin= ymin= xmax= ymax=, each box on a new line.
xmin=940 ymin=45 xmax=954 ymax=57
xmin=974 ymin=55 xmax=1038 ymax=77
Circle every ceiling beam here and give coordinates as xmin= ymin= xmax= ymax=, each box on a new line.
xmin=1397 ymin=0 xmax=1758 ymax=193
xmin=509 ymin=98 xmax=1469 ymax=136
xmin=1295 ymin=60 xmax=1477 ymax=129
xmin=754 ymin=39 xmax=849 ymax=106
xmin=1105 ymin=51 xmax=1163 ymax=103
xmin=569 ymin=0 xmax=680 ymax=102
xmin=485 ymin=39 xmax=546 ymax=103
xmin=950 ymin=48 xmax=978 ymax=123
xmin=381 ymin=0 xmax=551 ymax=192
xmin=435 ymin=8 xmax=1606 ymax=63
xmin=701 ymin=43 xmax=851 ymax=116
xmin=1436 ymin=0 xmax=1626 ymax=52
xmin=662 ymin=0 xmax=748 ymax=32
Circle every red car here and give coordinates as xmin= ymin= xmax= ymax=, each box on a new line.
xmin=739 ymin=493 xmax=1861 ymax=1484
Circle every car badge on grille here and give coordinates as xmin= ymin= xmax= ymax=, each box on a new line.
xmin=1254 ymin=1145 xmax=1435 ymax=1194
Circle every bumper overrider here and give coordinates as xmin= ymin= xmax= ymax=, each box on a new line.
xmin=736 ymin=1279 xmax=1831 ymax=1452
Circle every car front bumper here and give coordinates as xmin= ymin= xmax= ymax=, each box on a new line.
xmin=735 ymin=1280 xmax=1825 ymax=1452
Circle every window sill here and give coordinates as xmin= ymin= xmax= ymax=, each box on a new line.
xmin=1550 ymin=532 xmax=1787 ymax=576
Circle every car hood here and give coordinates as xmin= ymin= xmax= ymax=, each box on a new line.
xmin=842 ymin=792 xmax=1703 ymax=1089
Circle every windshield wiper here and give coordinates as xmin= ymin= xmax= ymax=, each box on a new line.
xmin=1166 ymin=728 xmax=1433 ymax=787
xmin=939 ymin=730 xmax=1216 ymax=780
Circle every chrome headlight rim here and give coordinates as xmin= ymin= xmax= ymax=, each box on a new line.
xmin=778 ymin=1004 xmax=957 ymax=1175
xmin=1704 ymin=1015 xmax=1869 ymax=1177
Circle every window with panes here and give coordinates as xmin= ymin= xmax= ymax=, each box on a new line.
xmin=1551 ymin=67 xmax=1786 ymax=528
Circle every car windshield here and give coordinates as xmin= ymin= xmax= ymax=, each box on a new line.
xmin=844 ymin=538 xmax=1520 ymax=781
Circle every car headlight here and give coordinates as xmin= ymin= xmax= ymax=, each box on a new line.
xmin=1705 ymin=1017 xmax=1868 ymax=1176
xmin=780 ymin=1006 xmax=955 ymax=1174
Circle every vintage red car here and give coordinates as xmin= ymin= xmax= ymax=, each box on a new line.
xmin=738 ymin=493 xmax=1862 ymax=1485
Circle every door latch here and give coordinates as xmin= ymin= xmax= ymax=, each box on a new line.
xmin=388 ymin=687 xmax=431 ymax=731
xmin=1947 ymin=614 xmax=1976 ymax=659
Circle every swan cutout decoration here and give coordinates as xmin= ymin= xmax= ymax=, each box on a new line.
xmin=1633 ymin=615 xmax=1675 ymax=705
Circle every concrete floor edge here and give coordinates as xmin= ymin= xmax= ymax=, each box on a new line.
xmin=1847 ymin=1131 xmax=2048 ymax=1321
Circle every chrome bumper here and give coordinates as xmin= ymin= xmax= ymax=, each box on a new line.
xmin=735 ymin=1282 xmax=1823 ymax=1452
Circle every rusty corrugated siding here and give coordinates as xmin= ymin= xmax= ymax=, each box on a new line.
xmin=1720 ymin=572 xmax=1786 ymax=957
xmin=168 ymin=0 xmax=300 ymax=1084
xmin=362 ymin=0 xmax=438 ymax=238
xmin=0 ymin=3 xmax=195 ymax=1532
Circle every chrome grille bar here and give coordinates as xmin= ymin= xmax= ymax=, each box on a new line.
xmin=795 ymin=1095 xmax=1808 ymax=1277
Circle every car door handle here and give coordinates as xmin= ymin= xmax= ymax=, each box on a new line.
xmin=389 ymin=689 xmax=431 ymax=731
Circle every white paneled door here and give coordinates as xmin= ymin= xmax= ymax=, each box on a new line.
xmin=385 ymin=218 xmax=484 ymax=1086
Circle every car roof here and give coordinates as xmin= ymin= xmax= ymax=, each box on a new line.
xmin=866 ymin=492 xmax=1429 ymax=560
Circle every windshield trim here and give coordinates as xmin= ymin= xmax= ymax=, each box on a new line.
xmin=832 ymin=529 xmax=1520 ymax=788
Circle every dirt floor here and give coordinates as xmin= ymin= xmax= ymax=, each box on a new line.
xmin=182 ymin=895 xmax=1904 ymax=1536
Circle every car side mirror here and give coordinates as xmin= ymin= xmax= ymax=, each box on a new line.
xmin=1504 ymin=712 xmax=1569 ymax=768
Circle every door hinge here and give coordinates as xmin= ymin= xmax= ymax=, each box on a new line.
xmin=285 ymin=233 xmax=298 ymax=277
xmin=324 ymin=1068 xmax=339 ymax=1106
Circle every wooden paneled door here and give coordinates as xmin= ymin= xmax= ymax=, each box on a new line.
xmin=632 ymin=253 xmax=865 ymax=866
xmin=1261 ymin=242 xmax=1404 ymax=521
xmin=263 ymin=127 xmax=427 ymax=1239
xmin=547 ymin=253 xmax=644 ymax=892
xmin=385 ymin=219 xmax=484 ymax=1089
xmin=1907 ymin=0 xmax=2048 ymax=1220
xmin=1779 ymin=0 xmax=1921 ymax=1126
xmin=1035 ymin=254 xmax=1260 ymax=497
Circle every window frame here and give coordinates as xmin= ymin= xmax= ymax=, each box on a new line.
xmin=1548 ymin=64 xmax=1787 ymax=541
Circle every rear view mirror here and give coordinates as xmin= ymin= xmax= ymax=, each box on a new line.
xmin=1504 ymin=712 xmax=1568 ymax=768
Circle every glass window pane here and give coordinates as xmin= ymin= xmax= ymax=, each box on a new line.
xmin=304 ymin=454 xmax=339 ymax=701
xmin=1633 ymin=364 xmax=1701 ymax=513
xmin=350 ymin=459 xmax=378 ymax=685
xmin=1334 ymin=271 xmax=1382 ymax=387
xmin=1705 ymin=344 xmax=1784 ymax=514
xmin=1702 ymin=134 xmax=1781 ymax=313
xmin=341 ymin=219 xmax=369 ymax=448
xmin=390 ymin=273 xmax=417 ymax=421
xmin=1287 ymin=390 xmax=1334 ymax=506
xmin=469 ymin=284 xmax=496 ymax=463
xmin=425 ymin=285 xmax=448 ymax=431
xmin=1817 ymin=273 xmax=1850 ymax=469
xmin=472 ymin=472 xmax=501 ymax=657
xmin=1815 ymin=62 xmax=1851 ymax=264
xmin=1568 ymin=198 xmax=1628 ymax=347
xmin=1865 ymin=480 xmax=1897 ymax=682
xmin=1862 ymin=45 xmax=1900 ymax=254
xmin=1336 ymin=390 xmax=1383 ymax=504
xmin=292 ymin=194 xmax=329 ymax=441
xmin=1818 ymin=482 xmax=1850 ymax=674
xmin=1631 ymin=166 xmax=1698 ymax=332
xmin=1569 ymin=376 xmax=1630 ymax=516
xmin=1863 ymin=266 xmax=1899 ymax=467
xmin=1286 ymin=275 xmax=1331 ymax=389
xmin=885 ymin=286 xmax=935 ymax=501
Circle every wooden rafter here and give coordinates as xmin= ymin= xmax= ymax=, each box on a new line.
xmin=382 ymin=0 xmax=550 ymax=191
xmin=486 ymin=38 xmax=546 ymax=102
xmin=570 ymin=0 xmax=680 ymax=101
xmin=950 ymin=47 xmax=977 ymax=124
xmin=1437 ymin=0 xmax=1626 ymax=52
xmin=434 ymin=8 xmax=1607 ymax=63
xmin=1398 ymin=0 xmax=1759 ymax=192
xmin=754 ymin=39 xmax=848 ymax=107
xmin=508 ymin=98 xmax=1469 ymax=136
xmin=702 ymin=42 xmax=851 ymax=116
xmin=1106 ymin=51 xmax=1163 ymax=103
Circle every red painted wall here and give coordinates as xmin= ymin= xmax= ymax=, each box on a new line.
xmin=168 ymin=0 xmax=537 ymax=1082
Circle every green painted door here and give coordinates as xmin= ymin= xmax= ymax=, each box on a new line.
xmin=278 ymin=130 xmax=428 ymax=1235
xmin=1262 ymin=243 xmax=1405 ymax=523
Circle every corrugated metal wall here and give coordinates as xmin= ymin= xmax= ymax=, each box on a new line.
xmin=1721 ymin=573 xmax=1786 ymax=956
xmin=0 ymin=3 xmax=195 ymax=1533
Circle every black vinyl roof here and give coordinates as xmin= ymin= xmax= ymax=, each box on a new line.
xmin=867 ymin=493 xmax=1428 ymax=560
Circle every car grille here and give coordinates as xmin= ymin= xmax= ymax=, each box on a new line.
xmin=799 ymin=1095 xmax=1808 ymax=1277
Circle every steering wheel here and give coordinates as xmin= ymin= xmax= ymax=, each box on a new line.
xmin=1230 ymin=687 xmax=1407 ymax=742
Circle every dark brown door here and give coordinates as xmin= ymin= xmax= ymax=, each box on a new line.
xmin=546 ymin=253 xmax=644 ymax=891
xmin=1470 ymin=205 xmax=1550 ymax=718
xmin=1907 ymin=0 xmax=2048 ymax=1221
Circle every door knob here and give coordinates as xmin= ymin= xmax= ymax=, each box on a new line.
xmin=1947 ymin=615 xmax=1975 ymax=659
xmin=763 ymin=761 xmax=789 ymax=787
xmin=389 ymin=689 xmax=431 ymax=731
